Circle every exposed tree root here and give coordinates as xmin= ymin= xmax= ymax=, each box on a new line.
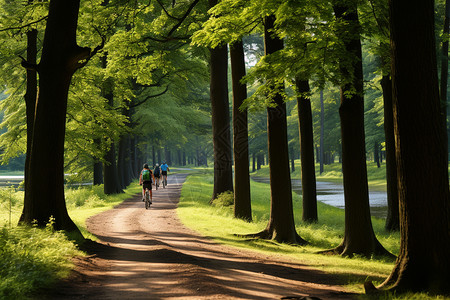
xmin=317 ymin=239 xmax=396 ymax=260
xmin=237 ymin=229 xmax=308 ymax=246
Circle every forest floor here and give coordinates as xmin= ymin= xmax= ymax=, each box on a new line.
xmin=43 ymin=173 xmax=357 ymax=300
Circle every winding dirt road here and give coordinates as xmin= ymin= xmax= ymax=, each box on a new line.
xmin=48 ymin=173 xmax=355 ymax=299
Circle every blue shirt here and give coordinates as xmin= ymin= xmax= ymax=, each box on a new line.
xmin=160 ymin=164 xmax=168 ymax=171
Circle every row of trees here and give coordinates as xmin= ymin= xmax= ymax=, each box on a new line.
xmin=0 ymin=0 xmax=449 ymax=295
xmin=194 ymin=0 xmax=450 ymax=295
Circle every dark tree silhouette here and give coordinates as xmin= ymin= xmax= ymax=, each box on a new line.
xmin=101 ymin=55 xmax=123 ymax=195
xmin=325 ymin=2 xmax=391 ymax=257
xmin=249 ymin=16 xmax=306 ymax=244
xmin=20 ymin=0 xmax=89 ymax=237
xmin=296 ymin=79 xmax=318 ymax=223
xmin=230 ymin=40 xmax=252 ymax=221
xmin=375 ymin=0 xmax=450 ymax=294
xmin=20 ymin=27 xmax=38 ymax=225
xmin=380 ymin=74 xmax=399 ymax=231
xmin=209 ymin=0 xmax=233 ymax=201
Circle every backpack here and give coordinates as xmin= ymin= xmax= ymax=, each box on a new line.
xmin=154 ymin=167 xmax=160 ymax=176
xmin=142 ymin=169 xmax=151 ymax=181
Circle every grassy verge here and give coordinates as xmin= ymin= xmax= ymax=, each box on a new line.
xmin=177 ymin=169 xmax=446 ymax=300
xmin=0 ymin=181 xmax=141 ymax=298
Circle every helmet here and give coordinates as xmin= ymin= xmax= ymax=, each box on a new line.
xmin=143 ymin=163 xmax=149 ymax=169
xmin=156 ymin=163 xmax=159 ymax=166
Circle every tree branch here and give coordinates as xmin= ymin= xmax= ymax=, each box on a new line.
xmin=129 ymin=86 xmax=169 ymax=108
xmin=155 ymin=0 xmax=181 ymax=20
xmin=166 ymin=0 xmax=201 ymax=37
xmin=0 ymin=16 xmax=48 ymax=33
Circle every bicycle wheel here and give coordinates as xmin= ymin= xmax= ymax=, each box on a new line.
xmin=145 ymin=189 xmax=150 ymax=209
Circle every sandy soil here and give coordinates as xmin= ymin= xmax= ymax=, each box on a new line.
xmin=45 ymin=173 xmax=356 ymax=300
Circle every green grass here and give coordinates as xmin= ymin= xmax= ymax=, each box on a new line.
xmin=177 ymin=169 xmax=447 ymax=300
xmin=0 ymin=224 xmax=82 ymax=298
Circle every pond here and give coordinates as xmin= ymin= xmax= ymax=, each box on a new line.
xmin=252 ymin=177 xmax=388 ymax=219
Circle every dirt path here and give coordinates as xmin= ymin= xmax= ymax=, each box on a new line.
xmin=48 ymin=173 xmax=356 ymax=300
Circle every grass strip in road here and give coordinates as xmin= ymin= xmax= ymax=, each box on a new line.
xmin=177 ymin=169 xmax=446 ymax=300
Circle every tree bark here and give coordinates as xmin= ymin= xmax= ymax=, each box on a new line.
xmin=377 ymin=0 xmax=450 ymax=293
xmin=20 ymin=27 xmax=38 ymax=224
xmin=93 ymin=138 xmax=103 ymax=185
xmin=20 ymin=0 xmax=86 ymax=237
xmin=209 ymin=0 xmax=233 ymax=200
xmin=250 ymin=15 xmax=306 ymax=244
xmin=441 ymin=0 xmax=450 ymax=156
xmin=103 ymin=141 xmax=122 ymax=194
xmin=296 ymin=79 xmax=318 ymax=223
xmin=230 ymin=40 xmax=252 ymax=221
xmin=381 ymin=75 xmax=399 ymax=232
xmin=319 ymin=90 xmax=324 ymax=174
xmin=329 ymin=2 xmax=391 ymax=257
xmin=374 ymin=141 xmax=380 ymax=168
xmin=101 ymin=54 xmax=122 ymax=195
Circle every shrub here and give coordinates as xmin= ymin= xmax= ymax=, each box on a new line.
xmin=211 ymin=191 xmax=234 ymax=207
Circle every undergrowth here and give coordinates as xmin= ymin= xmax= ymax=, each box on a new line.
xmin=0 ymin=223 xmax=82 ymax=298
xmin=0 ymin=181 xmax=140 ymax=298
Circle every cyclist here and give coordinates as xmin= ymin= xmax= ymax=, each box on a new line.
xmin=153 ymin=163 xmax=161 ymax=188
xmin=139 ymin=163 xmax=155 ymax=203
xmin=160 ymin=162 xmax=170 ymax=187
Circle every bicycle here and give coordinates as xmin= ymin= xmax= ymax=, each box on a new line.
xmin=155 ymin=176 xmax=160 ymax=190
xmin=162 ymin=175 xmax=167 ymax=188
xmin=144 ymin=188 xmax=151 ymax=209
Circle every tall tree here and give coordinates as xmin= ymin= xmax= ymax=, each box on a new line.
xmin=20 ymin=0 xmax=92 ymax=236
xmin=375 ymin=0 xmax=450 ymax=293
xmin=22 ymin=26 xmax=38 ymax=223
xmin=251 ymin=15 xmax=306 ymax=244
xmin=361 ymin=0 xmax=399 ymax=231
xmin=101 ymin=54 xmax=123 ymax=195
xmin=230 ymin=40 xmax=252 ymax=221
xmin=380 ymin=73 xmax=399 ymax=231
xmin=296 ymin=79 xmax=318 ymax=223
xmin=209 ymin=0 xmax=233 ymax=200
xmin=441 ymin=0 xmax=450 ymax=154
xmin=327 ymin=1 xmax=391 ymax=257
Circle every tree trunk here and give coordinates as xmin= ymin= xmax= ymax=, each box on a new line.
xmin=252 ymin=153 xmax=256 ymax=172
xmin=130 ymin=135 xmax=137 ymax=177
xmin=20 ymin=0 xmax=86 ymax=237
xmin=117 ymin=135 xmax=127 ymax=189
xmin=381 ymin=75 xmax=399 ymax=231
xmin=230 ymin=40 xmax=252 ymax=221
xmin=441 ymin=0 xmax=450 ymax=157
xmin=93 ymin=138 xmax=103 ymax=185
xmin=377 ymin=0 xmax=450 ymax=293
xmin=319 ymin=89 xmax=325 ymax=174
xmin=250 ymin=15 xmax=306 ymax=244
xmin=20 ymin=27 xmax=38 ymax=224
xmin=296 ymin=79 xmax=318 ymax=223
xmin=374 ymin=141 xmax=380 ymax=168
xmin=209 ymin=0 xmax=233 ymax=200
xmin=289 ymin=147 xmax=295 ymax=173
xmin=328 ymin=3 xmax=391 ymax=257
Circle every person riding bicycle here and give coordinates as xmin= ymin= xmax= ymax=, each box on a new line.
xmin=139 ymin=163 xmax=155 ymax=203
xmin=160 ymin=162 xmax=169 ymax=186
xmin=153 ymin=163 xmax=161 ymax=187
